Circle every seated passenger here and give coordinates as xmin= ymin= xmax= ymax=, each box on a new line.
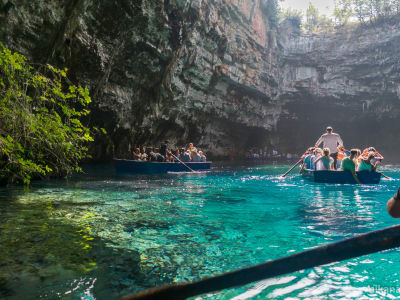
xmin=146 ymin=147 xmax=157 ymax=162
xmin=174 ymin=149 xmax=180 ymax=160
xmin=192 ymin=149 xmax=201 ymax=162
xmin=341 ymin=149 xmax=361 ymax=184
xmin=140 ymin=147 xmax=148 ymax=161
xmin=367 ymin=147 xmax=384 ymax=168
xmin=188 ymin=142 xmax=197 ymax=155
xmin=358 ymin=153 xmax=376 ymax=172
xmin=153 ymin=148 xmax=165 ymax=162
xmin=304 ymin=147 xmax=315 ymax=169
xmin=355 ymin=148 xmax=362 ymax=169
xmin=199 ymin=151 xmax=207 ymax=162
xmin=361 ymin=147 xmax=370 ymax=159
xmin=133 ymin=148 xmax=141 ymax=160
xmin=179 ymin=148 xmax=185 ymax=160
xmin=314 ymin=148 xmax=334 ymax=170
xmin=160 ymin=140 xmax=169 ymax=158
xmin=165 ymin=150 xmax=173 ymax=162
xmin=300 ymin=147 xmax=314 ymax=172
xmin=310 ymin=148 xmax=322 ymax=170
xmin=336 ymin=145 xmax=347 ymax=169
xmin=182 ymin=150 xmax=191 ymax=162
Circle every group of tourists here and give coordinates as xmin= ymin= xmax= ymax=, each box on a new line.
xmin=132 ymin=141 xmax=207 ymax=163
xmin=301 ymin=126 xmax=384 ymax=183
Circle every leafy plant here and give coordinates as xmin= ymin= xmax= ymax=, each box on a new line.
xmin=280 ymin=8 xmax=303 ymax=29
xmin=334 ymin=0 xmax=400 ymax=25
xmin=0 ymin=43 xmax=101 ymax=185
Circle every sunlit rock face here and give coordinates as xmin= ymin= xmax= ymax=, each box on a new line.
xmin=278 ymin=19 xmax=400 ymax=158
xmin=1 ymin=1 xmax=400 ymax=159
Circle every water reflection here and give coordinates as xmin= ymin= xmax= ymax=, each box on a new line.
xmin=0 ymin=164 xmax=399 ymax=299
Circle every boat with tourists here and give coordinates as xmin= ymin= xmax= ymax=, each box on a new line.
xmin=301 ymin=169 xmax=382 ymax=184
xmin=114 ymin=159 xmax=212 ymax=174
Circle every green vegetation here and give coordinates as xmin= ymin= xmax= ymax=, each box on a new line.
xmin=334 ymin=0 xmax=400 ymax=25
xmin=304 ymin=3 xmax=334 ymax=33
xmin=262 ymin=0 xmax=280 ymax=27
xmin=280 ymin=8 xmax=303 ymax=29
xmin=0 ymin=44 xmax=101 ymax=185
xmin=279 ymin=0 xmax=400 ymax=33
xmin=280 ymin=4 xmax=334 ymax=33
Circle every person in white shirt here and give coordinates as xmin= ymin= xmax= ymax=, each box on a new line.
xmin=315 ymin=126 xmax=343 ymax=170
xmin=310 ymin=148 xmax=323 ymax=170
xmin=314 ymin=148 xmax=335 ymax=170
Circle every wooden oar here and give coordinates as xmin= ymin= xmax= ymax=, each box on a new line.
xmin=381 ymin=172 xmax=393 ymax=180
xmin=121 ymin=225 xmax=400 ymax=300
xmin=171 ymin=153 xmax=196 ymax=173
xmin=120 ymin=224 xmax=400 ymax=300
xmin=280 ymin=158 xmax=303 ymax=178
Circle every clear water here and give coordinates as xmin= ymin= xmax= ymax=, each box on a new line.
xmin=1 ymin=163 xmax=400 ymax=299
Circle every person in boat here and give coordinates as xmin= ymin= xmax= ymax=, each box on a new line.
xmin=315 ymin=126 xmax=343 ymax=170
xmin=386 ymin=187 xmax=400 ymax=218
xmin=146 ymin=147 xmax=157 ymax=162
xmin=155 ymin=148 xmax=165 ymax=162
xmin=165 ymin=150 xmax=172 ymax=162
xmin=362 ymin=147 xmax=384 ymax=168
xmin=357 ymin=153 xmax=376 ymax=172
xmin=188 ymin=142 xmax=197 ymax=156
xmin=300 ymin=147 xmax=315 ymax=172
xmin=199 ymin=151 xmax=207 ymax=162
xmin=173 ymin=149 xmax=180 ymax=160
xmin=361 ymin=147 xmax=381 ymax=159
xmin=341 ymin=149 xmax=361 ymax=184
xmin=160 ymin=140 xmax=169 ymax=161
xmin=140 ymin=147 xmax=148 ymax=161
xmin=192 ymin=149 xmax=202 ymax=162
xmin=371 ymin=148 xmax=384 ymax=168
xmin=179 ymin=148 xmax=185 ymax=160
xmin=361 ymin=148 xmax=370 ymax=158
xmin=314 ymin=148 xmax=334 ymax=170
xmin=310 ymin=148 xmax=323 ymax=170
xmin=354 ymin=148 xmax=362 ymax=169
xmin=336 ymin=145 xmax=348 ymax=169
xmin=182 ymin=149 xmax=191 ymax=162
xmin=133 ymin=148 xmax=141 ymax=160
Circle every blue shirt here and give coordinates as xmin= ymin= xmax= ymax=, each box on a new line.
xmin=304 ymin=154 xmax=312 ymax=169
xmin=182 ymin=153 xmax=191 ymax=162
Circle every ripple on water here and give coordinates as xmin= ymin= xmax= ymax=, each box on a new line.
xmin=0 ymin=164 xmax=400 ymax=299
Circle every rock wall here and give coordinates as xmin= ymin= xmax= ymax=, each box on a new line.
xmin=1 ymin=1 xmax=400 ymax=160
xmin=277 ymin=19 xmax=400 ymax=158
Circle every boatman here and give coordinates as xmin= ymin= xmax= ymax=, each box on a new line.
xmin=315 ymin=126 xmax=343 ymax=170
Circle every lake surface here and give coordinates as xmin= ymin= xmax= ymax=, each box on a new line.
xmin=1 ymin=163 xmax=400 ymax=299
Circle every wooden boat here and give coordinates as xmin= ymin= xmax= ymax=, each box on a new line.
xmin=301 ymin=169 xmax=382 ymax=184
xmin=114 ymin=159 xmax=211 ymax=174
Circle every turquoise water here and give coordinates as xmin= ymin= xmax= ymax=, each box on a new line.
xmin=1 ymin=163 xmax=400 ymax=299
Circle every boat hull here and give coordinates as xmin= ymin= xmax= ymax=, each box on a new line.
xmin=114 ymin=159 xmax=211 ymax=174
xmin=301 ymin=169 xmax=381 ymax=184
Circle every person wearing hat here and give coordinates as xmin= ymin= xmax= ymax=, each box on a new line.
xmin=387 ymin=187 xmax=400 ymax=218
xmin=315 ymin=126 xmax=343 ymax=170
